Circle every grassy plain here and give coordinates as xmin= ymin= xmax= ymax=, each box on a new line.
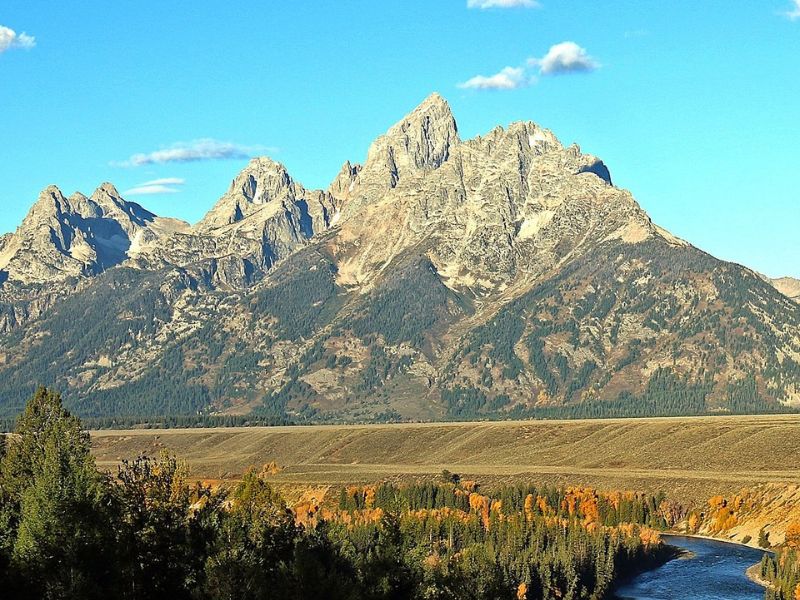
xmin=91 ymin=414 xmax=800 ymax=503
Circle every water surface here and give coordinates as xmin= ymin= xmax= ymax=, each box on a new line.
xmin=615 ymin=535 xmax=766 ymax=600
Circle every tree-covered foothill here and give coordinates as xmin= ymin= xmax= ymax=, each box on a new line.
xmin=351 ymin=256 xmax=468 ymax=350
xmin=0 ymin=387 xmax=678 ymax=600
xmin=443 ymin=237 xmax=800 ymax=419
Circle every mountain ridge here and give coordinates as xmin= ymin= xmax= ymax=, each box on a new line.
xmin=1 ymin=93 xmax=798 ymax=422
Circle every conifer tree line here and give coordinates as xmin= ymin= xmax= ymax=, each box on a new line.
xmin=0 ymin=387 xmax=676 ymax=600
xmin=760 ymin=525 xmax=800 ymax=600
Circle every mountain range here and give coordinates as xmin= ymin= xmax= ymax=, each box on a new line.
xmin=1 ymin=93 xmax=798 ymax=423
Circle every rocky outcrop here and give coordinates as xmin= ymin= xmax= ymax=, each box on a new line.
xmin=1 ymin=156 xmax=343 ymax=304
xmin=328 ymin=94 xmax=661 ymax=294
xmin=338 ymin=93 xmax=459 ymax=217
xmin=771 ymin=277 xmax=800 ymax=302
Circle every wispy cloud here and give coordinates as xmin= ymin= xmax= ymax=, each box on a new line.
xmin=0 ymin=25 xmax=35 ymax=53
xmin=139 ymin=177 xmax=185 ymax=186
xmin=624 ymin=29 xmax=649 ymax=39
xmin=123 ymin=178 xmax=185 ymax=196
xmin=467 ymin=0 xmax=540 ymax=8
xmin=458 ymin=66 xmax=533 ymax=90
xmin=530 ymin=42 xmax=599 ymax=75
xmin=785 ymin=0 xmax=800 ymax=20
xmin=113 ymin=139 xmax=266 ymax=167
xmin=459 ymin=42 xmax=598 ymax=91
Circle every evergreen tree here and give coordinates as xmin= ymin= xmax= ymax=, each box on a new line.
xmin=1 ymin=386 xmax=114 ymax=599
xmin=202 ymin=469 xmax=298 ymax=600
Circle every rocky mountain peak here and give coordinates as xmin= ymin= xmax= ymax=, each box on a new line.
xmin=1 ymin=92 xmax=799 ymax=422
xmin=239 ymin=157 xmax=294 ymax=202
xmin=357 ymin=93 xmax=459 ymax=190
xmin=0 ymin=182 xmax=187 ymax=285
xmin=328 ymin=160 xmax=362 ymax=200
xmin=196 ymin=156 xmax=300 ymax=232
xmin=384 ymin=92 xmax=458 ymax=169
xmin=143 ymin=156 xmax=342 ymax=288
xmin=25 ymin=185 xmax=69 ymax=221
xmin=94 ymin=181 xmax=122 ymax=197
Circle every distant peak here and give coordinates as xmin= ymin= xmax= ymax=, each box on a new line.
xmin=93 ymin=182 xmax=122 ymax=198
xmin=31 ymin=185 xmax=66 ymax=213
xmin=398 ymin=92 xmax=456 ymax=132
xmin=41 ymin=184 xmax=64 ymax=196
xmin=416 ymin=92 xmax=448 ymax=110
xmin=23 ymin=185 xmax=73 ymax=226
xmin=243 ymin=156 xmax=291 ymax=177
xmin=237 ymin=157 xmax=294 ymax=192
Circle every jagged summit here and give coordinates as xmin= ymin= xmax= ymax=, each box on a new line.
xmin=124 ymin=154 xmax=343 ymax=288
xmin=197 ymin=157 xmax=297 ymax=232
xmin=193 ymin=153 xmax=339 ymax=250
xmin=94 ymin=181 xmax=122 ymax=197
xmin=353 ymin=93 xmax=460 ymax=194
xmin=25 ymin=185 xmax=68 ymax=218
xmin=328 ymin=94 xmax=657 ymax=292
xmin=0 ymin=183 xmax=188 ymax=285
xmin=415 ymin=91 xmax=449 ymax=110
xmin=0 ymin=95 xmax=659 ymax=294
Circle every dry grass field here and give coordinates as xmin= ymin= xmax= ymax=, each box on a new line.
xmin=91 ymin=414 xmax=800 ymax=503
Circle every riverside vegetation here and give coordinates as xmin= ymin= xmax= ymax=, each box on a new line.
xmin=759 ymin=526 xmax=800 ymax=599
xmin=0 ymin=387 xmax=679 ymax=600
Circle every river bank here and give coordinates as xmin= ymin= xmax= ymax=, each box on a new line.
xmin=745 ymin=563 xmax=772 ymax=590
xmin=667 ymin=531 xmax=767 ymax=551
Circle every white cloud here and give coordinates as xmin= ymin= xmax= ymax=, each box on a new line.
xmin=785 ymin=0 xmax=800 ymax=20
xmin=113 ymin=139 xmax=264 ymax=167
xmin=123 ymin=178 xmax=185 ymax=196
xmin=467 ymin=0 xmax=540 ymax=8
xmin=459 ymin=41 xmax=598 ymax=92
xmin=458 ymin=66 xmax=533 ymax=90
xmin=530 ymin=41 xmax=599 ymax=75
xmin=0 ymin=25 xmax=35 ymax=53
xmin=139 ymin=177 xmax=186 ymax=186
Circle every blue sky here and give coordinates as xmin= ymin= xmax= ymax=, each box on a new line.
xmin=1 ymin=0 xmax=798 ymax=277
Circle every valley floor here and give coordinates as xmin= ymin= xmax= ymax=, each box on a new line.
xmin=91 ymin=413 xmax=800 ymax=502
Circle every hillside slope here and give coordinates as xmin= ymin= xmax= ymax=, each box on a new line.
xmin=89 ymin=415 xmax=800 ymax=502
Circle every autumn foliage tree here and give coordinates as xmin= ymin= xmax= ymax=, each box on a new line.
xmin=786 ymin=522 xmax=800 ymax=549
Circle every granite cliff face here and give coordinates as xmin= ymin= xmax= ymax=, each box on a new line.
xmin=0 ymin=94 xmax=798 ymax=422
xmin=329 ymin=93 xmax=650 ymax=295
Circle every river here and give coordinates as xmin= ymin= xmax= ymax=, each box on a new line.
xmin=615 ymin=535 xmax=767 ymax=600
